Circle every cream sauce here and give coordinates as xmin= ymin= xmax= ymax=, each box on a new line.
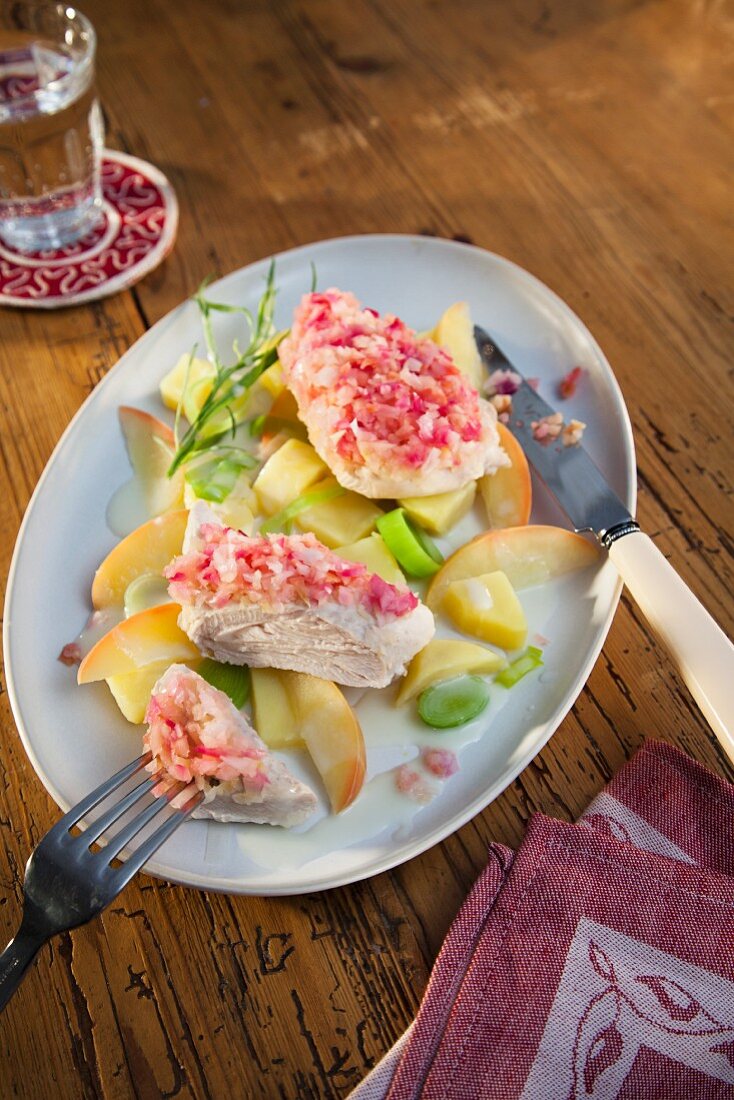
xmin=236 ymin=770 xmax=427 ymax=872
xmin=70 ymin=605 xmax=125 ymax=659
xmin=106 ymin=478 xmax=152 ymax=539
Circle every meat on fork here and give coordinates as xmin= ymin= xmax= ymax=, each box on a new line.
xmin=144 ymin=664 xmax=317 ymax=827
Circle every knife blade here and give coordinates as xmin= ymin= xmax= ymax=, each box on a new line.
xmin=474 ymin=326 xmax=636 ymax=547
xmin=475 ymin=325 xmax=734 ymax=758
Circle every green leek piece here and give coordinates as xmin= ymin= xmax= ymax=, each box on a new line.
xmin=198 ymin=659 xmax=251 ymax=709
xmin=259 ymin=483 xmax=345 ymax=535
xmin=495 ymin=646 xmax=544 ymax=688
xmin=417 ymin=675 xmax=490 ymax=728
xmin=375 ymin=508 xmax=444 ymax=578
xmin=248 ymin=414 xmax=267 ymax=438
xmin=123 ymin=573 xmax=172 ymax=618
xmin=185 ymin=454 xmax=255 ymax=503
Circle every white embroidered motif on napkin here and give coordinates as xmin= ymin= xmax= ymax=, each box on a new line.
xmin=520 ymin=917 xmax=734 ymax=1100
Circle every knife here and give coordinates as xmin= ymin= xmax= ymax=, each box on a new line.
xmin=475 ymin=325 xmax=734 ymax=760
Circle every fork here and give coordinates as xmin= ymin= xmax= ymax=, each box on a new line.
xmin=0 ymin=752 xmax=203 ymax=1012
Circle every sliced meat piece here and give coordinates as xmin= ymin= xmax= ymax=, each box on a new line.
xmin=144 ymin=664 xmax=317 ymax=827
xmin=166 ymin=504 xmax=435 ymax=688
xmin=179 ymin=600 xmax=433 ymax=688
xmin=278 ymin=289 xmax=508 ymax=498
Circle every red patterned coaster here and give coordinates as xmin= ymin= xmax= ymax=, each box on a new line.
xmin=0 ymin=150 xmax=178 ymax=308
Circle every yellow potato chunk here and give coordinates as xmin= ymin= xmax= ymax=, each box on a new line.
xmin=442 ymin=570 xmax=528 ymax=650
xmin=159 ymin=354 xmax=216 ymax=417
xmin=295 ymin=477 xmax=383 ymax=548
xmin=433 ymin=302 xmax=484 ymax=391
xmin=335 ymin=533 xmax=406 ymax=586
xmin=251 ymin=668 xmax=304 ymax=748
xmin=106 ymin=659 xmax=199 ymax=724
xmin=258 ymin=359 xmax=285 ymax=398
xmin=399 ymin=482 xmax=477 ymax=536
xmin=396 ymin=639 xmax=506 ymax=705
xmin=218 ymin=497 xmax=256 ymax=533
xmin=253 ymin=439 xmax=328 ymax=515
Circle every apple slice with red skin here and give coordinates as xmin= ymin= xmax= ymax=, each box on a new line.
xmin=479 ymin=423 xmax=532 ymax=528
xmin=425 ymin=525 xmax=601 ymax=611
xmin=286 ymin=673 xmax=366 ymax=813
xmin=78 ymin=603 xmax=199 ymax=683
xmin=92 ymin=509 xmax=188 ymax=609
xmin=118 ymin=406 xmax=184 ymax=518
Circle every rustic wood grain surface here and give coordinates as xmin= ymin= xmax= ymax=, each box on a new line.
xmin=1 ymin=0 xmax=733 ymax=1095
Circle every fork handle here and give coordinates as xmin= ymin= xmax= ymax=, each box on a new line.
xmin=0 ymin=924 xmax=45 ymax=1012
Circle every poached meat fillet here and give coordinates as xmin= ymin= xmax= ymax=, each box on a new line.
xmin=166 ymin=504 xmax=435 ymax=689
xmin=145 ymin=665 xmax=317 ymax=827
xmin=278 ymin=289 xmax=508 ymax=498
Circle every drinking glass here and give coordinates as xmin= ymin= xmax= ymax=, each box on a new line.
xmin=0 ymin=2 xmax=104 ymax=252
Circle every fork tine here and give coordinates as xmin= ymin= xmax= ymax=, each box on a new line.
xmin=80 ymin=771 xmax=164 ymax=846
xmin=55 ymin=753 xmax=153 ymax=832
xmin=99 ymin=779 xmax=188 ymax=861
xmin=110 ymin=789 xmax=204 ymax=889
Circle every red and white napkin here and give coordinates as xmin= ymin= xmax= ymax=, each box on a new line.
xmin=352 ymin=741 xmax=734 ymax=1099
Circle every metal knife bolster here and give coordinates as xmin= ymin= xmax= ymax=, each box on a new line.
xmin=474 ymin=326 xmax=639 ymax=549
xmin=599 ymin=518 xmax=641 ymax=549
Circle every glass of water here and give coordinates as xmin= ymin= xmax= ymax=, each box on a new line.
xmin=0 ymin=2 xmax=104 ymax=252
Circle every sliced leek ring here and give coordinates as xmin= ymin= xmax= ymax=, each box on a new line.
xmin=198 ymin=659 xmax=251 ymax=709
xmin=375 ymin=508 xmax=443 ymax=578
xmin=417 ymin=675 xmax=490 ymax=728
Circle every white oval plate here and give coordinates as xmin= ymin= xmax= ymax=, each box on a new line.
xmin=4 ymin=235 xmax=635 ymax=895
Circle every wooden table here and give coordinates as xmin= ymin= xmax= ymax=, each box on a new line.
xmin=1 ymin=1 xmax=732 ymax=1095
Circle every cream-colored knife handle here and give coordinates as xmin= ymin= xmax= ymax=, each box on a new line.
xmin=609 ymin=530 xmax=734 ymax=761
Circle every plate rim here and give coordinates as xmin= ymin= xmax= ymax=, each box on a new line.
xmin=3 ymin=233 xmax=637 ymax=895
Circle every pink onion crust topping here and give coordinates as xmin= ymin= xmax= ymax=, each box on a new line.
xmin=166 ymin=525 xmax=418 ymax=620
xmin=144 ymin=667 xmax=268 ymax=787
xmin=279 ymin=289 xmax=485 ymax=475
